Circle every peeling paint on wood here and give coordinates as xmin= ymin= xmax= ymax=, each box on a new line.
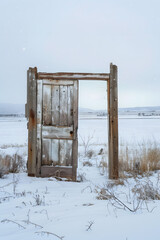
xmin=42 ymin=126 xmax=73 ymax=139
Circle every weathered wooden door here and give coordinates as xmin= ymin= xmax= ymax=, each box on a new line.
xmin=36 ymin=79 xmax=78 ymax=180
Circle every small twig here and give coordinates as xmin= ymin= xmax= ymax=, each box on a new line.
xmin=81 ymin=185 xmax=92 ymax=193
xmin=35 ymin=231 xmax=64 ymax=239
xmin=99 ymin=188 xmax=139 ymax=212
xmin=0 ymin=181 xmax=18 ymax=189
xmin=107 ymin=191 xmax=136 ymax=212
xmin=1 ymin=219 xmax=25 ymax=229
xmin=0 ymin=196 xmax=14 ymax=201
xmin=86 ymin=221 xmax=94 ymax=231
xmin=39 ymin=209 xmax=49 ymax=220
xmin=22 ymin=220 xmax=43 ymax=229
xmin=27 ymin=209 xmax=30 ymax=223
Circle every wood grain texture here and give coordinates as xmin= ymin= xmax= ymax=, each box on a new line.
xmin=72 ymin=80 xmax=79 ymax=181
xmin=27 ymin=66 xmax=116 ymax=181
xmin=108 ymin=63 xmax=119 ymax=179
xmin=42 ymin=138 xmax=52 ymax=165
xmin=41 ymin=166 xmax=72 ymax=179
xmin=42 ymin=126 xmax=73 ymax=139
xmin=59 ymin=140 xmax=67 ymax=166
xmin=38 ymin=72 xmax=109 ymax=80
xmin=60 ymin=85 xmax=68 ymax=126
xmin=67 ymin=85 xmax=73 ymax=126
xmin=27 ymin=67 xmax=37 ymax=176
xmin=51 ymin=85 xmax=60 ymax=126
xmin=51 ymin=139 xmax=59 ymax=166
xmin=59 ymin=140 xmax=72 ymax=166
xmin=43 ymin=85 xmax=52 ymax=125
xmin=42 ymin=80 xmax=74 ymax=85
xmin=66 ymin=140 xmax=72 ymax=166
xmin=36 ymin=80 xmax=42 ymax=176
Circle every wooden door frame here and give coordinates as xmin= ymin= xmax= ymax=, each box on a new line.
xmin=26 ymin=63 xmax=118 ymax=180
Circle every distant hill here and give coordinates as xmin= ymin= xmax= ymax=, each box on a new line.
xmin=119 ymin=106 xmax=160 ymax=113
xmin=0 ymin=103 xmax=160 ymax=115
xmin=80 ymin=106 xmax=160 ymax=113
xmin=79 ymin=108 xmax=99 ymax=113
xmin=0 ymin=103 xmax=25 ymax=114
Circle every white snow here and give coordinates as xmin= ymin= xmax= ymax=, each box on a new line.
xmin=0 ymin=116 xmax=160 ymax=240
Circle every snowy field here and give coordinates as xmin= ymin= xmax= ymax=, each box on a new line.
xmin=0 ymin=116 xmax=160 ymax=240
xmin=0 ymin=115 xmax=160 ymax=147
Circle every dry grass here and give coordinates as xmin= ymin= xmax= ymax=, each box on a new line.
xmin=0 ymin=143 xmax=27 ymax=149
xmin=96 ymin=176 xmax=160 ymax=213
xmin=119 ymin=141 xmax=160 ymax=176
xmin=106 ymin=179 xmax=125 ymax=188
xmin=86 ymin=150 xmax=95 ymax=159
xmin=0 ymin=153 xmax=25 ymax=176
xmin=132 ymin=180 xmax=160 ymax=200
xmin=97 ymin=156 xmax=108 ymax=175
xmin=83 ymin=160 xmax=93 ymax=167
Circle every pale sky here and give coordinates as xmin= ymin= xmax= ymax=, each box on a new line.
xmin=0 ymin=0 xmax=160 ymax=109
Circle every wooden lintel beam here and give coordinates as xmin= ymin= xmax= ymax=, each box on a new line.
xmin=37 ymin=72 xmax=109 ymax=81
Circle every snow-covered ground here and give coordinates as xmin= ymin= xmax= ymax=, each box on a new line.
xmin=0 ymin=116 xmax=160 ymax=240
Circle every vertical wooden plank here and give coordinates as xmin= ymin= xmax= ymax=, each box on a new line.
xmin=72 ymin=80 xmax=78 ymax=181
xmin=66 ymin=140 xmax=72 ymax=166
xmin=59 ymin=140 xmax=72 ymax=166
xmin=108 ymin=63 xmax=119 ymax=179
xmin=27 ymin=67 xmax=37 ymax=176
xmin=51 ymin=139 xmax=59 ymax=166
xmin=52 ymin=85 xmax=60 ymax=125
xmin=59 ymin=140 xmax=67 ymax=166
xmin=60 ymin=85 xmax=68 ymax=126
xmin=36 ymin=80 xmax=42 ymax=176
xmin=67 ymin=85 xmax=73 ymax=126
xmin=43 ymin=85 xmax=52 ymax=125
xmin=42 ymin=139 xmax=52 ymax=165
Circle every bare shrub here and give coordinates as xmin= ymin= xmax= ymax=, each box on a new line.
xmin=132 ymin=180 xmax=160 ymax=200
xmin=97 ymin=155 xmax=107 ymax=175
xmin=0 ymin=166 xmax=7 ymax=178
xmin=79 ymin=133 xmax=94 ymax=157
xmin=0 ymin=154 xmax=10 ymax=177
xmin=96 ymin=186 xmax=143 ymax=212
xmin=34 ymin=194 xmax=45 ymax=206
xmin=0 ymin=154 xmax=11 ymax=171
xmin=77 ymin=172 xmax=87 ymax=182
xmin=96 ymin=188 xmax=112 ymax=200
xmin=0 ymin=153 xmax=25 ymax=174
xmin=10 ymin=154 xmax=25 ymax=173
xmin=106 ymin=179 xmax=125 ymax=188
xmin=86 ymin=149 xmax=95 ymax=159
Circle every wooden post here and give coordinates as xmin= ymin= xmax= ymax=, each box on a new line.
xmin=27 ymin=67 xmax=37 ymax=176
xmin=108 ymin=63 xmax=119 ymax=179
xmin=72 ymin=80 xmax=79 ymax=181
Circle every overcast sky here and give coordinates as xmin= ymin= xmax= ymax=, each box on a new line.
xmin=0 ymin=0 xmax=160 ymax=109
